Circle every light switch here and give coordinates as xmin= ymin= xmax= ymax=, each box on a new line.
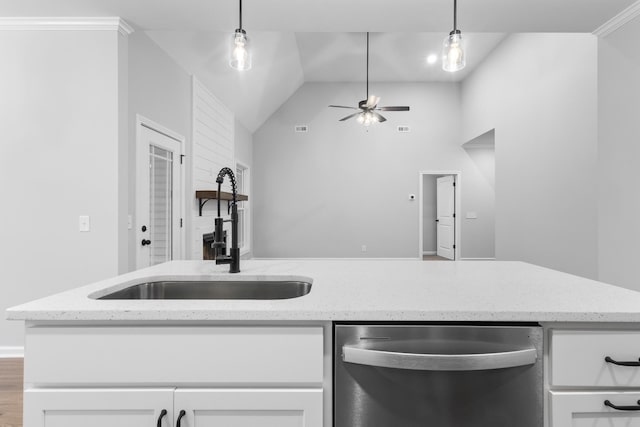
xmin=79 ymin=215 xmax=90 ymax=232
xmin=466 ymin=212 xmax=478 ymax=219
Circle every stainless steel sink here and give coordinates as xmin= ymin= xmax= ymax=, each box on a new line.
xmin=97 ymin=280 xmax=312 ymax=300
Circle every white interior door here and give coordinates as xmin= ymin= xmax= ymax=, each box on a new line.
xmin=436 ymin=175 xmax=456 ymax=260
xmin=137 ymin=122 xmax=183 ymax=269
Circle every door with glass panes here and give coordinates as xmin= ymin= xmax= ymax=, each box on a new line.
xmin=136 ymin=121 xmax=183 ymax=269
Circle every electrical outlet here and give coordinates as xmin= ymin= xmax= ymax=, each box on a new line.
xmin=361 ymin=245 xmax=367 ymax=252
xmin=79 ymin=215 xmax=90 ymax=232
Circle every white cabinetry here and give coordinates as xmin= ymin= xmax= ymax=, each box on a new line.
xmin=23 ymin=325 xmax=325 ymax=427
xmin=549 ymin=329 xmax=640 ymax=426
xmin=25 ymin=388 xmax=322 ymax=427
xmin=551 ymin=391 xmax=640 ymax=426
xmin=175 ymin=389 xmax=322 ymax=427
xmin=24 ymin=389 xmax=174 ymax=427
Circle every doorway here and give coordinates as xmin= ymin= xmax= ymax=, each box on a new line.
xmin=418 ymin=171 xmax=461 ymax=260
xmin=136 ymin=116 xmax=185 ymax=269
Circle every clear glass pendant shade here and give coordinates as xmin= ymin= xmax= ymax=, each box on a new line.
xmin=442 ymin=31 xmax=465 ymax=72
xmin=229 ymin=30 xmax=251 ymax=71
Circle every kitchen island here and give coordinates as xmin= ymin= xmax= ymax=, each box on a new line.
xmin=8 ymin=259 xmax=640 ymax=322
xmin=8 ymin=259 xmax=640 ymax=427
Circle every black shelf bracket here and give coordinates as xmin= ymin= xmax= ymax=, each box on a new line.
xmin=199 ymin=197 xmax=233 ymax=216
xmin=198 ymin=197 xmax=211 ymax=216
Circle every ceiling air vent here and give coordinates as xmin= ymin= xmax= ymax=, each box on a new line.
xmin=294 ymin=125 xmax=309 ymax=133
xmin=397 ymin=126 xmax=410 ymax=133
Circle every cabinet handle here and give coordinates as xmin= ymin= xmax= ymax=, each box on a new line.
xmin=176 ymin=410 xmax=186 ymax=427
xmin=605 ymin=356 xmax=640 ymax=367
xmin=343 ymin=345 xmax=537 ymax=371
xmin=157 ymin=409 xmax=167 ymax=427
xmin=604 ymin=400 xmax=640 ymax=411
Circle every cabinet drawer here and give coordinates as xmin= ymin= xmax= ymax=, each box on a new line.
xmin=551 ymin=330 xmax=640 ymax=387
xmin=25 ymin=326 xmax=323 ymax=386
xmin=550 ymin=391 xmax=640 ymax=426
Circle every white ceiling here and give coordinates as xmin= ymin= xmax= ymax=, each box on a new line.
xmin=1 ymin=0 xmax=636 ymax=131
xmin=296 ymin=32 xmax=508 ymax=83
xmin=1 ymin=0 xmax=635 ymax=32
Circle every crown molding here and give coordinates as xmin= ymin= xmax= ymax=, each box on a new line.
xmin=593 ymin=0 xmax=640 ymax=37
xmin=0 ymin=17 xmax=134 ymax=36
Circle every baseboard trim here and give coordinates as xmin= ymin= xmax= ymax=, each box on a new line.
xmin=251 ymin=257 xmax=419 ymax=261
xmin=0 ymin=346 xmax=24 ymax=358
xmin=460 ymin=257 xmax=496 ymax=261
xmin=422 ymin=251 xmax=436 ymax=256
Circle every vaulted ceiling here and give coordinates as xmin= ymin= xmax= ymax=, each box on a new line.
xmin=1 ymin=0 xmax=636 ymax=131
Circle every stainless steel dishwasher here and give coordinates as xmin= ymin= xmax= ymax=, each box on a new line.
xmin=334 ymin=323 xmax=543 ymax=427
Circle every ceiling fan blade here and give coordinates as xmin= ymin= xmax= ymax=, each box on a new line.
xmin=372 ymin=112 xmax=387 ymax=123
xmin=377 ymin=106 xmax=410 ymax=111
xmin=329 ymin=105 xmax=358 ymax=109
xmin=339 ymin=112 xmax=361 ymax=122
xmin=366 ymin=95 xmax=380 ymax=108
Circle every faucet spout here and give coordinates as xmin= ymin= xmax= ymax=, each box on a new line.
xmin=213 ymin=167 xmax=240 ymax=273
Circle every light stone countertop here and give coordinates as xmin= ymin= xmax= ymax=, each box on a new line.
xmin=6 ymin=259 xmax=640 ymax=323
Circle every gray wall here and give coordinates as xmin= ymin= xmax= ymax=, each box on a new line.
xmin=235 ymin=121 xmax=253 ymax=167
xmin=128 ymin=30 xmax=192 ymax=269
xmin=422 ymin=175 xmax=437 ymax=253
xmin=461 ymin=133 xmax=496 ymax=259
xmin=0 ymin=29 xmax=124 ymax=348
xmin=462 ymin=34 xmax=598 ymax=279
xmin=597 ymin=16 xmax=640 ymax=290
xmin=253 ymin=82 xmax=495 ymax=258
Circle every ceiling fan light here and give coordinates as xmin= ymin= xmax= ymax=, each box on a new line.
xmin=442 ymin=31 xmax=465 ymax=72
xmin=229 ymin=29 xmax=251 ymax=71
xmin=359 ymin=111 xmax=377 ymax=126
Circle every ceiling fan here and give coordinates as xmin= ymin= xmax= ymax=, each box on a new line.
xmin=329 ymin=32 xmax=410 ymax=125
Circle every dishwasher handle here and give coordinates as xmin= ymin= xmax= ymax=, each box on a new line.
xmin=342 ymin=345 xmax=537 ymax=371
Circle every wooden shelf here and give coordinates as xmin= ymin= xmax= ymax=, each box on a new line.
xmin=196 ymin=191 xmax=248 ymax=216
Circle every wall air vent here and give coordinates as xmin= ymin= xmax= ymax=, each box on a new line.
xmin=294 ymin=125 xmax=309 ymax=133
xmin=397 ymin=126 xmax=410 ymax=133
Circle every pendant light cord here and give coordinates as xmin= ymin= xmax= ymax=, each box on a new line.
xmin=453 ymin=0 xmax=457 ymax=31
xmin=239 ymin=0 xmax=243 ymax=30
xmin=366 ymin=32 xmax=369 ymax=99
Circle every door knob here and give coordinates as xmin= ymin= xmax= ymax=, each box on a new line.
xmin=141 ymin=239 xmax=151 ymax=246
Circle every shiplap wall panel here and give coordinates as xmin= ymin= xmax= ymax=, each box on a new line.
xmin=191 ymin=78 xmax=234 ymax=259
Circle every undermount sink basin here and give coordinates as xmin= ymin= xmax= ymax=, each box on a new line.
xmin=96 ymin=280 xmax=312 ymax=300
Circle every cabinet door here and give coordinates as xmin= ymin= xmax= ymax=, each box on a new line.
xmin=551 ymin=391 xmax=640 ymax=426
xmin=24 ymin=389 xmax=174 ymax=427
xmin=174 ymin=389 xmax=322 ymax=427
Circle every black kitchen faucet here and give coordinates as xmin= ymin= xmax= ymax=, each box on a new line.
xmin=213 ymin=167 xmax=240 ymax=273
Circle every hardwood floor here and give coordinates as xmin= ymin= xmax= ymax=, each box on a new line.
xmin=0 ymin=358 xmax=23 ymax=427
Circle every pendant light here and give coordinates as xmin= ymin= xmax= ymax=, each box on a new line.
xmin=442 ymin=0 xmax=465 ymax=72
xmin=229 ymin=0 xmax=251 ymax=71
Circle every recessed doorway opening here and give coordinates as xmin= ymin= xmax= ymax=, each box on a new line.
xmin=418 ymin=171 xmax=461 ymax=260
